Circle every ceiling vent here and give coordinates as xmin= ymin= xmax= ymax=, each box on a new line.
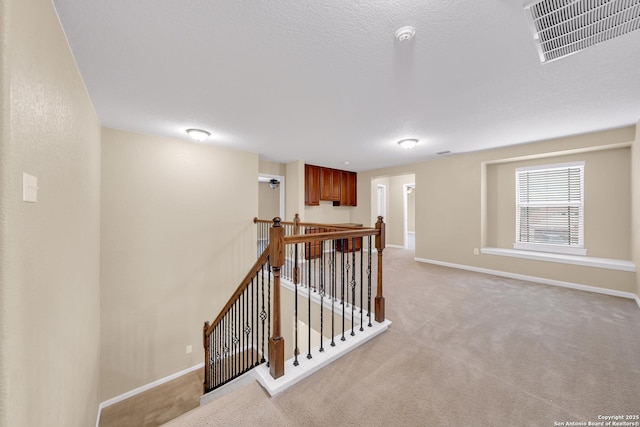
xmin=524 ymin=0 xmax=640 ymax=63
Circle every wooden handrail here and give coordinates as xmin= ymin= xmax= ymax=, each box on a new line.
xmin=285 ymin=228 xmax=378 ymax=245
xmin=254 ymin=216 xmax=372 ymax=231
xmin=204 ymin=245 xmax=270 ymax=337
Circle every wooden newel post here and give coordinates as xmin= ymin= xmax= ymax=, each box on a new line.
xmin=375 ymin=216 xmax=386 ymax=322
xmin=269 ymin=217 xmax=285 ymax=379
xmin=203 ymin=321 xmax=210 ymax=394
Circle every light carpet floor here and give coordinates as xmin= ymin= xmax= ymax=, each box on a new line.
xmin=163 ymin=248 xmax=640 ymax=427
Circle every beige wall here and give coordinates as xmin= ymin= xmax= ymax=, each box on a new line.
xmin=416 ymin=127 xmax=636 ymax=293
xmin=351 ymin=129 xmax=637 ymax=294
xmin=286 ymin=161 xmax=305 ymax=222
xmin=258 ymin=159 xmax=286 ymax=176
xmin=101 ymin=128 xmax=258 ymax=400
xmin=304 ymin=201 xmax=353 ymax=224
xmin=486 ymin=148 xmax=631 ymax=259
xmin=407 ymin=190 xmax=415 ymax=233
xmin=0 ymin=0 xmax=102 ymax=425
xmin=632 ymin=121 xmax=640 ymax=299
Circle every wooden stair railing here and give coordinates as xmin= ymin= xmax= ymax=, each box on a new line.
xmin=204 ymin=215 xmax=385 ymax=394
xmin=202 ymin=246 xmax=272 ymax=393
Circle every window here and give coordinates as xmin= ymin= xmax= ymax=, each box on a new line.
xmin=515 ymin=161 xmax=586 ymax=256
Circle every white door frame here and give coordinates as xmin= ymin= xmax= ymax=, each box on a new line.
xmin=402 ymin=183 xmax=415 ymax=249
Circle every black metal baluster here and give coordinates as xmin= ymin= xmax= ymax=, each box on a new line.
xmin=220 ymin=317 xmax=224 ymax=386
xmin=232 ymin=304 xmax=236 ymax=378
xmin=294 ymin=243 xmax=299 ymax=366
xmin=245 ymin=286 xmax=250 ymax=365
xmin=217 ymin=322 xmax=221 ymax=387
xmin=351 ymin=238 xmax=356 ymax=336
xmin=307 ymin=238 xmax=312 ymax=359
xmin=341 ymin=241 xmax=346 ymax=342
xmin=236 ymin=301 xmax=240 ymax=375
xmin=368 ymin=236 xmax=372 ymax=327
xmin=250 ymin=278 xmax=254 ymax=367
xmin=260 ymin=267 xmax=266 ymax=363
xmin=214 ymin=324 xmax=220 ymax=388
xmin=319 ymin=240 xmax=325 ymax=353
xmin=228 ymin=313 xmax=231 ymax=383
xmin=255 ymin=272 xmax=259 ymax=365
xmin=222 ymin=316 xmax=226 ymax=385
xmin=266 ymin=256 xmax=271 ymax=367
xmin=228 ymin=310 xmax=232 ymax=383
xmin=236 ymin=302 xmax=240 ymax=376
xmin=241 ymin=290 xmax=245 ymax=374
xmin=359 ymin=236 xmax=364 ymax=331
xmin=330 ymin=239 xmax=336 ymax=347
xmin=209 ymin=326 xmax=213 ymax=390
xmin=345 ymin=243 xmax=351 ymax=307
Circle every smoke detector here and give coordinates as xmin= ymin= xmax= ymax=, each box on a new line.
xmin=395 ymin=26 xmax=416 ymax=42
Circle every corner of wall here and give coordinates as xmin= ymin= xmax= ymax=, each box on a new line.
xmin=632 ymin=119 xmax=640 ymax=299
xmin=285 ymin=160 xmax=304 ymax=221
xmin=0 ymin=0 xmax=9 ymax=422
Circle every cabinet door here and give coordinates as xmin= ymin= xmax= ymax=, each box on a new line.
xmin=305 ymin=164 xmax=320 ymax=206
xmin=339 ymin=171 xmax=357 ymax=206
xmin=320 ymin=168 xmax=341 ymax=201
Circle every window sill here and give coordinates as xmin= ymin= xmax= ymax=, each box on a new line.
xmin=480 ymin=247 xmax=635 ymax=272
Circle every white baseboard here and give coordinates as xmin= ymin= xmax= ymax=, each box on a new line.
xmin=386 ymin=244 xmax=404 ymax=249
xmin=96 ymin=362 xmax=204 ymax=427
xmin=415 ymin=257 xmax=640 ymax=309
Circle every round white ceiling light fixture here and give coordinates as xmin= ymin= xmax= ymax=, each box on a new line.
xmin=398 ymin=138 xmax=419 ymax=150
xmin=395 ymin=26 xmax=416 ymax=42
xmin=186 ymin=128 xmax=211 ymax=142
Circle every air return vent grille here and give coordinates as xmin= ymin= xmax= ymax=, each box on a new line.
xmin=525 ymin=0 xmax=640 ymax=63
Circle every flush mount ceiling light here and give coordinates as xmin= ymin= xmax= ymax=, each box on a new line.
xmin=398 ymin=138 xmax=418 ymax=150
xmin=395 ymin=26 xmax=416 ymax=42
xmin=186 ymin=128 xmax=211 ymax=142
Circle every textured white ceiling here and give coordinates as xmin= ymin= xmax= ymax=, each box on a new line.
xmin=52 ymin=0 xmax=640 ymax=171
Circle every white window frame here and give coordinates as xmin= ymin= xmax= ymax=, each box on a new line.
xmin=514 ymin=161 xmax=586 ymax=256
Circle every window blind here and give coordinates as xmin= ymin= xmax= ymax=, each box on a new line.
xmin=515 ymin=162 xmax=584 ymax=253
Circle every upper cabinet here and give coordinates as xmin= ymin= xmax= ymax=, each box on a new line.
xmin=320 ymin=167 xmax=341 ymax=201
xmin=339 ymin=170 xmax=357 ymax=207
xmin=305 ymin=164 xmax=357 ymax=206
xmin=305 ymin=164 xmax=321 ymax=206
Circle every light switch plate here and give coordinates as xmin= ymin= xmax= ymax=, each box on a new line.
xmin=23 ymin=173 xmax=38 ymax=203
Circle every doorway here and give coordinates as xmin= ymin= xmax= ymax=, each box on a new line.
xmin=258 ymin=174 xmax=285 ymax=220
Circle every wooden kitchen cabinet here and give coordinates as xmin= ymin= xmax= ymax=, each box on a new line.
xmin=337 ymin=170 xmax=357 ymax=206
xmin=320 ymin=168 xmax=341 ymax=201
xmin=305 ymin=164 xmax=320 ymax=206
xmin=305 ymin=164 xmax=357 ymax=206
